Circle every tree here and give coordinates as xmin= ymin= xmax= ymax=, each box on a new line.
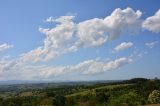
xmin=95 ymin=92 xmax=109 ymax=103
xmin=109 ymin=91 xmax=141 ymax=106
xmin=53 ymin=94 xmax=66 ymax=106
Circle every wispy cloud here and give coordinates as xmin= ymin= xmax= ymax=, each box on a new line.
xmin=44 ymin=16 xmax=54 ymax=23
xmin=0 ymin=57 xmax=132 ymax=80
xmin=0 ymin=43 xmax=13 ymax=52
xmin=145 ymin=41 xmax=159 ymax=48
xmin=114 ymin=42 xmax=133 ymax=52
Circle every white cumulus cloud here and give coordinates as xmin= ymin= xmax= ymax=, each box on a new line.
xmin=21 ymin=7 xmax=142 ymax=63
xmin=143 ymin=9 xmax=160 ymax=33
xmin=103 ymin=7 xmax=142 ymax=39
xmin=21 ymin=16 xmax=75 ymax=62
xmin=76 ymin=7 xmax=142 ymax=47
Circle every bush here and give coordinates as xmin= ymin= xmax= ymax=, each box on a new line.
xmin=148 ymin=90 xmax=160 ymax=104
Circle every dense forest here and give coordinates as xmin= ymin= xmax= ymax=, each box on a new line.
xmin=0 ymin=78 xmax=160 ymax=106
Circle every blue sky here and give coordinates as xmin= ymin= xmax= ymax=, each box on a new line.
xmin=0 ymin=0 xmax=160 ymax=81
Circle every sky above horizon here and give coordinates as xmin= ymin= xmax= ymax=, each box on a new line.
xmin=0 ymin=0 xmax=160 ymax=81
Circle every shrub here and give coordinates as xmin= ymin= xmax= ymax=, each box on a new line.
xmin=148 ymin=90 xmax=160 ymax=104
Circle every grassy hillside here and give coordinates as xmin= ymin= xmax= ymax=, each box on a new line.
xmin=0 ymin=78 xmax=159 ymax=106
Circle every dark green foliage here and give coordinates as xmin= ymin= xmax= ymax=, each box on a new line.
xmin=124 ymin=78 xmax=148 ymax=84
xmin=53 ymin=94 xmax=66 ymax=106
xmin=95 ymin=91 xmax=109 ymax=103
